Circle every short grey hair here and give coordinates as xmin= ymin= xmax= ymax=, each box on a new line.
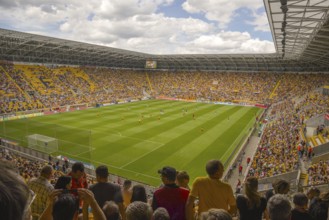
xmin=200 ymin=209 xmax=232 ymax=220
xmin=153 ymin=207 xmax=170 ymax=220
xmin=267 ymin=194 xmax=291 ymax=220
xmin=126 ymin=201 xmax=152 ymax=220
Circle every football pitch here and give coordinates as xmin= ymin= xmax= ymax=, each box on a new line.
xmin=0 ymin=100 xmax=262 ymax=186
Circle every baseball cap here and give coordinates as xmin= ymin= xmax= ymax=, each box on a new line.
xmin=158 ymin=166 xmax=177 ymax=181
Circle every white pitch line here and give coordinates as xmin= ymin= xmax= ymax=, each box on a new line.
xmin=120 ymin=142 xmax=165 ymax=168
xmin=74 ymin=149 xmax=95 ymax=156
xmin=57 ymin=151 xmax=159 ymax=180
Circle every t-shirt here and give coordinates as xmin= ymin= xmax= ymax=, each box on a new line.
xmin=69 ymin=172 xmax=88 ymax=190
xmin=152 ymin=184 xmax=189 ymax=220
xmin=291 ymin=208 xmax=313 ymax=220
xmin=89 ymin=182 xmax=123 ymax=208
xmin=236 ymin=195 xmax=267 ymax=220
xmin=189 ymin=177 xmax=236 ymax=214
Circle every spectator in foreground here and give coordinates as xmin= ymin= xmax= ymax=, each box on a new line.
xmin=89 ymin=165 xmax=124 ymax=218
xmin=200 ymin=208 xmax=232 ymax=220
xmin=152 ymin=166 xmax=189 ymax=220
xmin=265 ymin=179 xmax=290 ymax=202
xmin=153 ymin=207 xmax=170 ymax=220
xmin=126 ymin=201 xmax=152 ymax=220
xmin=236 ymin=176 xmax=267 ymax=220
xmin=309 ymin=191 xmax=329 ymax=220
xmin=267 ymin=194 xmax=291 ymax=220
xmin=122 ymin=180 xmax=133 ymax=208
xmin=186 ymin=160 xmax=236 ymax=220
xmin=54 ymin=176 xmax=72 ymax=190
xmin=27 ymin=165 xmax=54 ymax=218
xmin=68 ymin=162 xmax=88 ymax=190
xmin=176 ymin=170 xmax=190 ymax=190
xmin=291 ymin=192 xmax=312 ymax=220
xmin=39 ymin=188 xmax=106 ymax=220
xmin=306 ymin=187 xmax=320 ymax=207
xmin=130 ymin=184 xmax=148 ymax=203
xmin=0 ymin=160 xmax=31 ymax=220
xmin=102 ymin=201 xmax=121 ymax=220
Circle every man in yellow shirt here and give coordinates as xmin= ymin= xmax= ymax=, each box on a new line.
xmin=186 ymin=159 xmax=236 ymax=220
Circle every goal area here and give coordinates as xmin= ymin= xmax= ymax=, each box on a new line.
xmin=27 ymin=134 xmax=58 ymax=153
xmin=0 ymin=119 xmax=92 ymax=161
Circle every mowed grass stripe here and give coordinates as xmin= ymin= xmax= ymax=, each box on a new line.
xmin=158 ymin=107 xmax=255 ymax=174
xmin=92 ymin=104 xmax=222 ymax=161
xmin=123 ymin=106 xmax=242 ymax=173
xmin=89 ymin=104 xmax=218 ymax=166
xmin=0 ymin=100 xmax=262 ymax=186
xmin=183 ymin=107 xmax=258 ymax=177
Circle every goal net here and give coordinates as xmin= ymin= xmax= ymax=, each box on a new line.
xmin=27 ymin=134 xmax=58 ymax=153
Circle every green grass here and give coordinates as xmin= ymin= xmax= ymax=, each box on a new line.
xmin=0 ymin=100 xmax=262 ymax=186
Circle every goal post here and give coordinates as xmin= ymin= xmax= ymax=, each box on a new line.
xmin=27 ymin=134 xmax=58 ymax=153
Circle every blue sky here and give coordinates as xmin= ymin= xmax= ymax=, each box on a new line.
xmin=0 ymin=0 xmax=275 ymax=54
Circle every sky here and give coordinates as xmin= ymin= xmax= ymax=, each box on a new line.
xmin=0 ymin=0 xmax=276 ymax=55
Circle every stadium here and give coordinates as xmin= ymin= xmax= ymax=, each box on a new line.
xmin=0 ymin=0 xmax=329 ymax=219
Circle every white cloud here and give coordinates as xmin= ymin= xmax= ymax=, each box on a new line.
xmin=180 ymin=31 xmax=275 ymax=54
xmin=0 ymin=0 xmax=274 ymax=54
xmin=247 ymin=11 xmax=271 ymax=32
xmin=182 ymin=0 xmax=265 ymax=28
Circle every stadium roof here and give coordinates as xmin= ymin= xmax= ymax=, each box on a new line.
xmin=0 ymin=0 xmax=329 ymax=72
xmin=265 ymin=0 xmax=329 ymax=66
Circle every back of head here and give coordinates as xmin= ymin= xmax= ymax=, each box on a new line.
xmin=206 ymin=160 xmax=224 ymax=177
xmin=200 ymin=208 xmax=232 ymax=220
xmin=176 ymin=171 xmax=189 ymax=186
xmin=273 ymin=179 xmax=290 ymax=194
xmin=158 ymin=166 xmax=177 ymax=182
xmin=293 ymin=192 xmax=308 ymax=207
xmin=307 ymin=187 xmax=320 ymax=199
xmin=123 ymin=180 xmax=132 ymax=190
xmin=0 ymin=161 xmax=30 ymax=220
xmin=153 ymin=207 xmax=170 ymax=220
xmin=309 ymin=191 xmax=329 ymax=220
xmin=245 ymin=176 xmax=261 ymax=207
xmin=71 ymin=162 xmax=84 ymax=173
xmin=53 ymin=193 xmax=78 ymax=220
xmin=126 ymin=201 xmax=152 ymax=220
xmin=103 ymin=201 xmax=121 ymax=220
xmin=267 ymin=194 xmax=291 ymax=220
xmin=131 ymin=184 xmax=147 ymax=203
xmin=41 ymin=165 xmax=53 ymax=178
xmin=96 ymin=165 xmax=109 ymax=179
xmin=54 ymin=176 xmax=72 ymax=190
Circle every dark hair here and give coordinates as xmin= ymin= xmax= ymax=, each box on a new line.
xmin=206 ymin=160 xmax=224 ymax=176
xmin=131 ymin=185 xmax=147 ymax=203
xmin=245 ymin=176 xmax=261 ymax=208
xmin=53 ymin=193 xmax=78 ymax=220
xmin=309 ymin=191 xmax=329 ymax=220
xmin=96 ymin=165 xmax=109 ymax=178
xmin=54 ymin=176 xmax=72 ymax=190
xmin=71 ymin=162 xmax=84 ymax=173
xmin=0 ymin=161 xmax=30 ymax=220
xmin=123 ymin=180 xmax=132 ymax=189
xmin=274 ymin=179 xmax=290 ymax=194
xmin=293 ymin=193 xmax=308 ymax=207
